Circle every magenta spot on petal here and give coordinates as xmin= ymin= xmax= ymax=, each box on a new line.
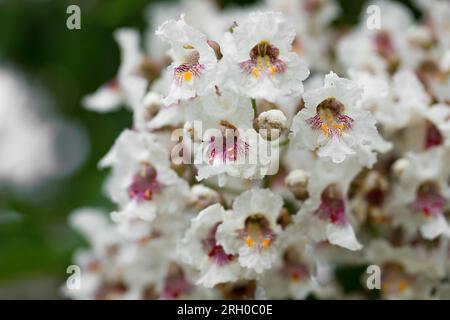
xmin=374 ymin=31 xmax=396 ymax=60
xmin=106 ymin=78 xmax=120 ymax=91
xmin=239 ymin=40 xmax=287 ymax=77
xmin=128 ymin=164 xmax=164 ymax=201
xmin=305 ymin=98 xmax=354 ymax=138
xmin=202 ymin=223 xmax=235 ymax=266
xmin=411 ymin=181 xmax=445 ymax=217
xmin=281 ymin=247 xmax=310 ymax=282
xmin=316 ymin=184 xmax=347 ymax=226
xmin=161 ymin=265 xmax=192 ymax=299
xmin=424 ymin=122 xmax=443 ymax=150
xmin=174 ymin=63 xmax=205 ymax=85
xmin=207 ymin=127 xmax=249 ymax=165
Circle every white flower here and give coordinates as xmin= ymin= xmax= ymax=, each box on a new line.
xmin=364 ymin=239 xmax=442 ymax=299
xmin=178 ymin=204 xmax=242 ymax=288
xmin=337 ymin=1 xmax=415 ymax=74
xmin=294 ymin=157 xmax=363 ymax=251
xmin=185 ymin=91 xmax=273 ymax=186
xmin=290 ymin=71 xmax=390 ymax=164
xmin=265 ymin=0 xmax=339 ymax=72
xmin=347 ymin=69 xmax=390 ymax=112
xmin=422 ymin=51 xmax=450 ymax=104
xmin=416 ymin=0 xmax=450 ymax=49
xmin=383 ymin=70 xmax=430 ymax=130
xmin=0 ymin=67 xmax=87 ymax=190
xmin=365 ymin=239 xmax=446 ymax=278
xmin=132 ymin=91 xmax=186 ymax=132
xmin=390 ymin=147 xmax=450 ymax=240
xmin=100 ymin=130 xmax=190 ymax=239
xmin=390 ymin=103 xmax=450 ymax=153
xmin=218 ymin=11 xmax=309 ymax=102
xmin=65 ymin=208 xmax=128 ymax=299
xmin=83 ymin=29 xmax=148 ymax=112
xmin=258 ymin=224 xmax=322 ymax=299
xmin=216 ymin=189 xmax=283 ymax=274
xmin=156 ymin=15 xmax=218 ymax=106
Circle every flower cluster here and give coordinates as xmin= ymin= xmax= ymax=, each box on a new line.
xmin=67 ymin=0 xmax=450 ymax=300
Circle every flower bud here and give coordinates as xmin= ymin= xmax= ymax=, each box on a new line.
xmin=256 ymin=109 xmax=287 ymax=140
xmin=392 ymin=158 xmax=410 ymax=178
xmin=141 ymin=92 xmax=161 ymax=121
xmin=285 ymin=169 xmax=309 ymax=200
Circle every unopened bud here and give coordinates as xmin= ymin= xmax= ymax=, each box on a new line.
xmin=141 ymin=92 xmax=162 ymax=121
xmin=285 ymin=169 xmax=309 ymax=200
xmin=392 ymin=158 xmax=410 ymax=178
xmin=256 ymin=109 xmax=287 ymax=140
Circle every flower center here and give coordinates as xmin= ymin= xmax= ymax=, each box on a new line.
xmin=305 ymin=98 xmax=354 ymax=138
xmin=162 ymin=264 xmax=192 ymax=299
xmin=240 ymin=40 xmax=287 ymax=79
xmin=207 ymin=121 xmax=250 ymax=165
xmin=281 ymin=246 xmax=310 ymax=283
xmin=381 ymin=263 xmax=410 ymax=296
xmin=202 ymin=222 xmax=235 ymax=266
xmin=174 ymin=45 xmax=205 ymax=85
xmin=128 ymin=163 xmax=164 ymax=201
xmin=411 ymin=181 xmax=445 ymax=217
xmin=316 ymin=184 xmax=347 ymax=225
xmin=239 ymin=214 xmax=275 ymax=250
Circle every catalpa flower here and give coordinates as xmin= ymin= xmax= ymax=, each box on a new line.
xmin=365 ymin=239 xmax=443 ymax=299
xmin=185 ymin=91 xmax=273 ymax=186
xmin=295 ymin=157 xmax=363 ymax=251
xmin=218 ymin=11 xmax=309 ymax=102
xmin=65 ymin=208 xmax=128 ymax=300
xmin=100 ymin=130 xmax=190 ymax=239
xmin=381 ymin=70 xmax=430 ymax=131
xmin=216 ymin=189 xmax=284 ymax=274
xmin=390 ymin=147 xmax=450 ymax=240
xmin=336 ymin=1 xmax=415 ymax=74
xmin=389 ymin=102 xmax=450 ymax=153
xmin=258 ymin=224 xmax=322 ymax=299
xmin=178 ymin=204 xmax=242 ymax=288
xmin=290 ymin=71 xmax=390 ymax=164
xmin=156 ymin=15 xmax=218 ymax=105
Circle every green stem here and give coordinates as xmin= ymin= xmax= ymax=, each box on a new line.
xmin=278 ymin=137 xmax=290 ymax=147
xmin=251 ymin=98 xmax=257 ymax=117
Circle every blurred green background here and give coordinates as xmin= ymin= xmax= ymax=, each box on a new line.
xmin=0 ymin=0 xmax=418 ymax=299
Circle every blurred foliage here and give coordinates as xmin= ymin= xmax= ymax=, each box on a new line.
xmin=0 ymin=0 xmax=418 ymax=297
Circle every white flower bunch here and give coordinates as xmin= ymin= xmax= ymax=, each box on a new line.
xmin=67 ymin=0 xmax=450 ymax=300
